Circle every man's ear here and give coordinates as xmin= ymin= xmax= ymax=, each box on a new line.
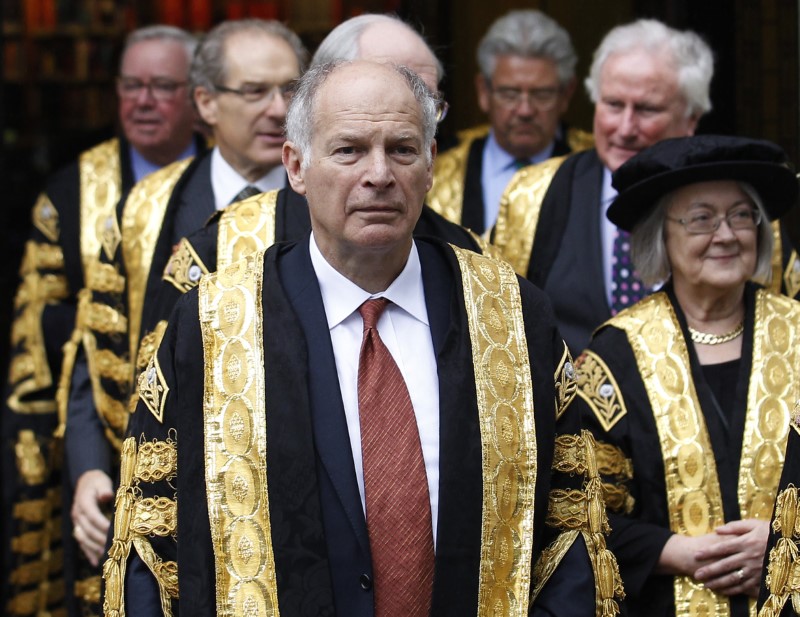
xmin=283 ymin=141 xmax=307 ymax=195
xmin=194 ymin=87 xmax=218 ymax=126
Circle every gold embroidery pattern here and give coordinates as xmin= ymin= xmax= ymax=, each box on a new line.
xmin=13 ymin=499 xmax=48 ymax=523
xmin=86 ymin=262 xmax=125 ymax=294
xmin=75 ymin=575 xmax=101 ymax=603
xmin=80 ymin=301 xmax=128 ymax=334
xmin=493 ymin=156 xmax=568 ymax=277
xmin=32 ymin=193 xmax=59 ymax=242
xmin=554 ymin=343 xmax=577 ymax=419
xmin=138 ymin=354 xmax=169 ymax=424
xmin=536 ymin=431 xmax=624 ymax=615
xmin=566 ymin=127 xmax=595 ymax=152
xmin=200 ymin=251 xmax=279 ymax=617
xmin=216 ymin=190 xmax=279 ymax=270
xmin=137 ymin=321 xmax=169 ymax=372
xmin=122 ymin=157 xmax=193 ymax=369
xmin=784 ymin=250 xmax=800 ymax=299
xmin=610 ymin=293 xmax=728 ymax=616
xmin=452 ymin=245 xmax=537 ymax=617
xmin=79 ymin=138 xmax=122 ymax=274
xmin=575 ymin=351 xmax=627 ymax=432
xmin=104 ymin=437 xmax=178 ymax=617
xmin=427 ymin=124 xmax=490 ymax=225
xmin=769 ymin=221 xmax=783 ymax=295
xmin=738 ymin=291 xmax=800 ymax=520
xmin=760 ymin=484 xmax=800 ymax=616
xmin=163 ymin=238 xmax=209 ymax=293
xmin=594 ymin=441 xmax=635 ymax=515
xmin=94 ymin=349 xmax=131 ymax=384
xmin=7 ymin=242 xmax=69 ymax=414
xmin=14 ymin=430 xmax=46 ymax=486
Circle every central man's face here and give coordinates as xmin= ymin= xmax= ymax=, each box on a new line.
xmin=284 ymin=64 xmax=435 ymax=265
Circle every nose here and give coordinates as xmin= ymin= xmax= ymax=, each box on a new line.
xmin=617 ymin=107 xmax=638 ymax=139
xmin=135 ymin=83 xmax=157 ymax=105
xmin=713 ymin=216 xmax=737 ymax=240
xmin=363 ymin=150 xmax=394 ymax=188
xmin=264 ymin=88 xmax=289 ymax=117
xmin=515 ymin=95 xmax=536 ymax=117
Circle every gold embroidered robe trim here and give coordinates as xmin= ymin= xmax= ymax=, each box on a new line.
xmin=122 ymin=157 xmax=193 ymax=370
xmin=760 ymin=484 xmax=800 ymax=616
xmin=103 ymin=437 xmax=178 ymax=617
xmin=163 ymin=238 xmax=209 ymax=293
xmin=138 ymin=353 xmax=169 ymax=424
xmin=86 ymin=262 xmax=125 ymax=294
xmin=769 ymin=221 xmax=783 ymax=294
xmin=79 ymin=138 xmax=122 ymax=273
xmin=576 ymin=351 xmax=628 ymax=432
xmin=492 ymin=156 xmax=568 ymax=277
xmin=784 ymin=250 xmax=800 ymax=299
xmin=32 ymin=193 xmax=60 ymax=242
xmin=554 ymin=344 xmax=577 ymax=419
xmin=216 ymin=189 xmax=279 ymax=270
xmin=452 ymin=245 xmax=538 ymax=617
xmin=609 ymin=290 xmax=800 ymax=617
xmin=427 ymin=125 xmax=490 ymax=225
xmin=199 ymin=251 xmax=280 ymax=617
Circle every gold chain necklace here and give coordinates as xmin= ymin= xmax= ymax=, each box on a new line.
xmin=688 ymin=321 xmax=744 ymax=345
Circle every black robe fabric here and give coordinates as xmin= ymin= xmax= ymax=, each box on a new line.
xmin=575 ymin=284 xmax=762 ymax=617
xmin=121 ymin=237 xmax=598 ymax=617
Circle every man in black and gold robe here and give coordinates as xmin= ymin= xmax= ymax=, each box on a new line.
xmin=1 ymin=25 xmax=201 ymax=617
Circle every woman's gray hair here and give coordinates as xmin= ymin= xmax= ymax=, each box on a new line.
xmin=476 ymin=9 xmax=577 ymax=86
xmin=190 ymin=19 xmax=308 ymax=93
xmin=286 ymin=61 xmax=438 ymax=169
xmin=631 ymin=181 xmax=774 ymax=286
xmin=311 ymin=13 xmax=444 ymax=85
xmin=121 ymin=25 xmax=198 ymax=71
xmin=585 ymin=19 xmax=714 ymax=119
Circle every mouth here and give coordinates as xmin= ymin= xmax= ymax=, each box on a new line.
xmin=256 ymin=131 xmax=285 ymax=146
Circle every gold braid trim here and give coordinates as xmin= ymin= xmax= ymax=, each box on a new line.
xmin=575 ymin=350 xmax=627 ymax=432
xmin=216 ymin=189 xmax=279 ymax=270
xmin=13 ymin=498 xmax=49 ymax=523
xmin=14 ymin=430 xmax=47 ymax=486
xmin=760 ymin=485 xmax=800 ymax=616
xmin=78 ymin=138 xmax=122 ymax=271
xmin=200 ymin=251 xmax=280 ymax=617
xmin=554 ymin=343 xmax=577 ymax=420
xmin=104 ymin=436 xmax=178 ymax=617
xmin=122 ymin=157 xmax=193 ymax=369
xmin=75 ymin=575 xmax=101 ymax=603
xmin=427 ymin=124 xmax=489 ymax=225
xmin=79 ymin=301 xmax=128 ymax=334
xmin=452 ymin=245 xmax=538 ymax=617
xmin=131 ymin=320 xmax=169 ymax=412
xmin=93 ymin=349 xmax=131 ymax=384
xmin=23 ymin=240 xmax=64 ymax=272
xmin=32 ymin=193 xmax=60 ymax=242
xmin=493 ymin=156 xmax=568 ymax=277
xmin=7 ymin=582 xmax=66 ymax=616
xmin=769 ymin=221 xmax=783 ymax=294
xmin=593 ymin=441 xmax=634 ymax=515
xmin=566 ymin=127 xmax=595 ymax=152
xmin=784 ymin=250 xmax=800 ymax=300
xmin=534 ymin=431 xmax=624 ymax=616
xmin=86 ymin=262 xmax=125 ymax=294
xmin=162 ymin=238 xmax=209 ymax=293
xmin=137 ymin=352 xmax=170 ymax=424
xmin=137 ymin=321 xmax=169 ymax=372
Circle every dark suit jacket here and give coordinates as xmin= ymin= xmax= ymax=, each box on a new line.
xmin=527 ymin=149 xmax=612 ymax=356
xmin=123 ymin=237 xmax=596 ymax=616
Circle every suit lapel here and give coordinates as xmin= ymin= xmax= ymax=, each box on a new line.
xmin=279 ymin=239 xmax=371 ymax=557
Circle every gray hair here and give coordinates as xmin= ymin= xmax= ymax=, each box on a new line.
xmin=585 ymin=19 xmax=714 ymax=119
xmin=190 ymin=19 xmax=308 ymax=93
xmin=121 ymin=25 xmax=198 ymax=72
xmin=286 ymin=61 xmax=438 ymax=169
xmin=631 ymin=182 xmax=774 ymax=286
xmin=476 ymin=10 xmax=577 ymax=86
xmin=311 ymin=13 xmax=444 ymax=85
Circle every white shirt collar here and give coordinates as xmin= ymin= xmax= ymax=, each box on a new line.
xmin=210 ymin=146 xmax=285 ymax=210
xmin=308 ymin=233 xmax=429 ymax=330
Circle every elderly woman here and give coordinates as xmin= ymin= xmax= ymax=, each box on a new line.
xmin=574 ymin=134 xmax=800 ymax=617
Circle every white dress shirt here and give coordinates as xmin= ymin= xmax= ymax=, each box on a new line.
xmin=210 ymin=147 xmax=286 ymax=210
xmin=309 ymin=234 xmax=441 ymax=543
xmin=600 ymin=167 xmax=617 ymax=307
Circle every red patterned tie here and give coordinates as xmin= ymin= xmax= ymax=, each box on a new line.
xmin=357 ymin=298 xmax=434 ymax=616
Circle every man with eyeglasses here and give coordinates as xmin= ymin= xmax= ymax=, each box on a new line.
xmin=0 ymin=24 xmax=201 ymax=617
xmin=428 ymin=9 xmax=591 ymax=235
xmin=55 ymin=18 xmax=305 ymax=615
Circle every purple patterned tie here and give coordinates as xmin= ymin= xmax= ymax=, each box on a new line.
xmin=357 ymin=298 xmax=434 ymax=616
xmin=610 ymin=228 xmax=645 ymax=314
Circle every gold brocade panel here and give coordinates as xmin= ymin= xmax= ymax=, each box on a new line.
xmin=216 ymin=190 xmax=279 ymax=270
xmin=452 ymin=246 xmax=538 ymax=617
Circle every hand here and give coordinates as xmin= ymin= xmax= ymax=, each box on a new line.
xmin=693 ymin=518 xmax=769 ymax=598
xmin=656 ymin=532 xmax=724 ymax=576
xmin=71 ymin=469 xmax=114 ymax=567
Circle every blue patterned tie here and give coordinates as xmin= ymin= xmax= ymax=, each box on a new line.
xmin=610 ymin=228 xmax=645 ymax=314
